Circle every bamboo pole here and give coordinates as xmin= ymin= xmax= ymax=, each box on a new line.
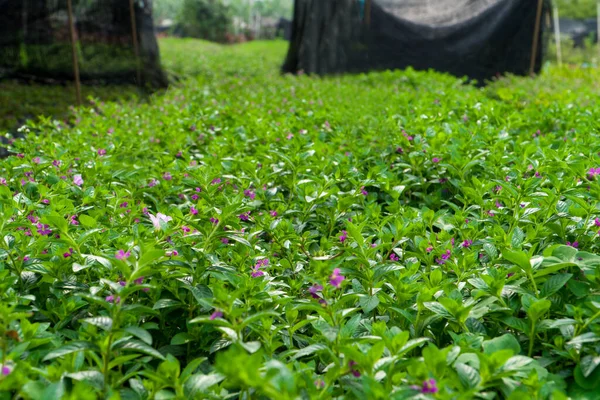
xmin=365 ymin=0 xmax=372 ymax=26
xmin=529 ymin=0 xmax=544 ymax=76
xmin=66 ymin=0 xmax=82 ymax=106
xmin=129 ymin=0 xmax=142 ymax=86
xmin=553 ymin=6 xmax=562 ymax=66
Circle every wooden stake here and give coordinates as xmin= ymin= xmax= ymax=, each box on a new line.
xmin=129 ymin=0 xmax=142 ymax=86
xmin=553 ymin=6 xmax=562 ymax=66
xmin=66 ymin=0 xmax=82 ymax=106
xmin=365 ymin=0 xmax=372 ymax=26
xmin=529 ymin=0 xmax=544 ymax=76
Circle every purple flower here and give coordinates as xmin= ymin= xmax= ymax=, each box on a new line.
xmin=106 ymin=295 xmax=121 ymax=304
xmin=162 ymin=172 xmax=172 ymax=181
xmin=52 ymin=160 xmax=61 ymax=168
xmin=588 ymin=167 xmax=600 ymax=178
xmin=329 ymin=268 xmax=345 ymax=288
xmin=309 ymin=284 xmax=323 ymax=299
xmin=567 ymin=241 xmax=579 ymax=248
xmin=360 ymin=186 xmax=368 ymax=196
xmin=210 ymin=310 xmax=223 ymax=320
xmin=432 ymin=157 xmax=441 ymax=163
xmin=73 ymin=174 xmax=84 ymax=186
xmin=148 ymin=179 xmax=158 ymax=187
xmin=348 ymin=361 xmax=360 ymax=377
xmin=239 ymin=212 xmax=250 ymax=221
xmin=98 ymin=149 xmax=106 ymax=156
xmin=535 ymin=171 xmax=541 ymax=178
xmin=190 ymin=206 xmax=198 ymax=215
xmin=314 ymin=379 xmax=325 ymax=389
xmin=426 ymin=246 xmax=433 ymax=253
xmin=390 ymin=253 xmax=399 ymax=261
xmin=211 ymin=178 xmax=221 ymax=185
xmin=270 ymin=210 xmax=278 ymax=217
xmin=420 ymin=379 xmax=438 ymax=394
xmin=63 ymin=248 xmax=73 ymax=258
xmin=1 ymin=365 xmax=12 ymax=376
xmin=33 ymin=157 xmax=41 ymax=164
xmin=244 ymin=189 xmax=256 ymax=200
xmin=221 ymin=238 xmax=229 ymax=244
xmin=462 ymin=240 xmax=473 ymax=248
xmin=134 ymin=276 xmax=144 ymax=285
xmin=210 ymin=217 xmax=219 ymax=224
xmin=339 ymin=230 xmax=348 ymax=243
xmin=116 ymin=250 xmax=131 ymax=260
xmin=595 ymin=218 xmax=600 ymax=227
xmin=495 ymin=200 xmax=503 ymax=209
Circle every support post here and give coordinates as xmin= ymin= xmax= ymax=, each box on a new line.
xmin=365 ymin=0 xmax=372 ymax=26
xmin=553 ymin=6 xmax=562 ymax=66
xmin=129 ymin=0 xmax=142 ymax=86
xmin=66 ymin=0 xmax=82 ymax=106
xmin=529 ymin=0 xmax=544 ymax=76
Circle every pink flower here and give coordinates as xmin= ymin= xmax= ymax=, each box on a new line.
xmin=33 ymin=157 xmax=41 ymax=164
xmin=309 ymin=284 xmax=323 ymax=299
xmin=270 ymin=210 xmax=278 ymax=217
xmin=148 ymin=179 xmax=158 ymax=187
xmin=462 ymin=240 xmax=473 ymax=248
xmin=390 ymin=253 xmax=399 ymax=261
xmin=106 ymin=295 xmax=121 ymax=304
xmin=595 ymin=218 xmax=600 ymax=227
xmin=314 ymin=379 xmax=325 ymax=389
xmin=134 ymin=276 xmax=144 ymax=285
xmin=167 ymin=250 xmax=179 ymax=257
xmin=163 ymin=172 xmax=172 ymax=181
xmin=221 ymin=238 xmax=229 ymax=244
xmin=73 ymin=174 xmax=84 ymax=186
xmin=182 ymin=226 xmax=191 ymax=233
xmin=339 ymin=230 xmax=348 ymax=243
xmin=116 ymin=250 xmax=131 ymax=260
xmin=419 ymin=379 xmax=438 ymax=394
xmin=190 ymin=206 xmax=198 ymax=215
xmin=1 ymin=365 xmax=12 ymax=376
xmin=63 ymin=248 xmax=74 ymax=258
xmin=149 ymin=213 xmax=172 ymax=230
xmin=210 ymin=217 xmax=219 ymax=224
xmin=244 ymin=189 xmax=256 ymax=200
xmin=329 ymin=268 xmax=345 ymax=288
xmin=98 ymin=149 xmax=106 ymax=156
xmin=210 ymin=310 xmax=223 ymax=320
xmin=191 ymin=194 xmax=199 ymax=201
xmin=211 ymin=178 xmax=221 ymax=185
xmin=426 ymin=246 xmax=433 ymax=253
xmin=432 ymin=157 xmax=441 ymax=163
xmin=360 ymin=186 xmax=368 ymax=196
xmin=567 ymin=241 xmax=579 ymax=248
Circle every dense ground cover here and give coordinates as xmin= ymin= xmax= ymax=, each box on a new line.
xmin=1 ymin=39 xmax=600 ymax=399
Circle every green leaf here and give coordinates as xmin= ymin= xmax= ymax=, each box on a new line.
xmin=124 ymin=326 xmax=153 ymax=345
xmin=482 ymin=334 xmax=521 ymax=356
xmin=43 ymin=214 xmax=68 ymax=233
xmin=581 ymin=355 xmax=600 ymax=378
xmin=42 ymin=341 xmax=98 ymax=361
xmin=291 ymin=344 xmax=327 ymax=360
xmin=171 ymin=333 xmax=194 ymax=345
xmin=153 ymin=299 xmax=182 ymax=310
xmin=82 ymin=317 xmax=113 ymax=331
xmin=113 ymin=339 xmax=165 ymax=360
xmin=78 ymin=215 xmax=97 ymax=228
xmin=360 ymin=294 xmax=379 ymax=314
xmin=503 ymin=249 xmax=531 ymax=272
xmin=527 ymin=299 xmax=551 ymax=322
xmin=510 ymin=227 xmax=525 ymax=248
xmin=184 ymin=373 xmax=225 ymax=397
xmin=540 ymin=273 xmax=572 ymax=298
xmin=455 ymin=362 xmax=481 ymax=389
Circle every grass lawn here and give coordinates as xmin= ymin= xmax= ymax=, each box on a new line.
xmin=1 ymin=38 xmax=600 ymax=399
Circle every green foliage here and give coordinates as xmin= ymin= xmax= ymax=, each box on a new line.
xmin=175 ymin=0 xmax=232 ymax=41
xmin=555 ymin=0 xmax=598 ymax=19
xmin=1 ymin=38 xmax=600 ymax=398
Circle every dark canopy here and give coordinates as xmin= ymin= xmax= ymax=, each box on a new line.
xmin=283 ymin=0 xmax=551 ymax=82
xmin=0 ymin=0 xmax=167 ymax=86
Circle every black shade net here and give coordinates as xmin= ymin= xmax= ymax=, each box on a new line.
xmin=0 ymin=0 xmax=167 ymax=86
xmin=283 ymin=0 xmax=551 ymax=82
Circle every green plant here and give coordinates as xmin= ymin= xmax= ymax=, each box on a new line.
xmin=175 ymin=0 xmax=232 ymax=42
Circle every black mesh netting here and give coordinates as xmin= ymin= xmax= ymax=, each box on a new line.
xmin=0 ymin=0 xmax=167 ymax=86
xmin=282 ymin=0 xmax=551 ymax=82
